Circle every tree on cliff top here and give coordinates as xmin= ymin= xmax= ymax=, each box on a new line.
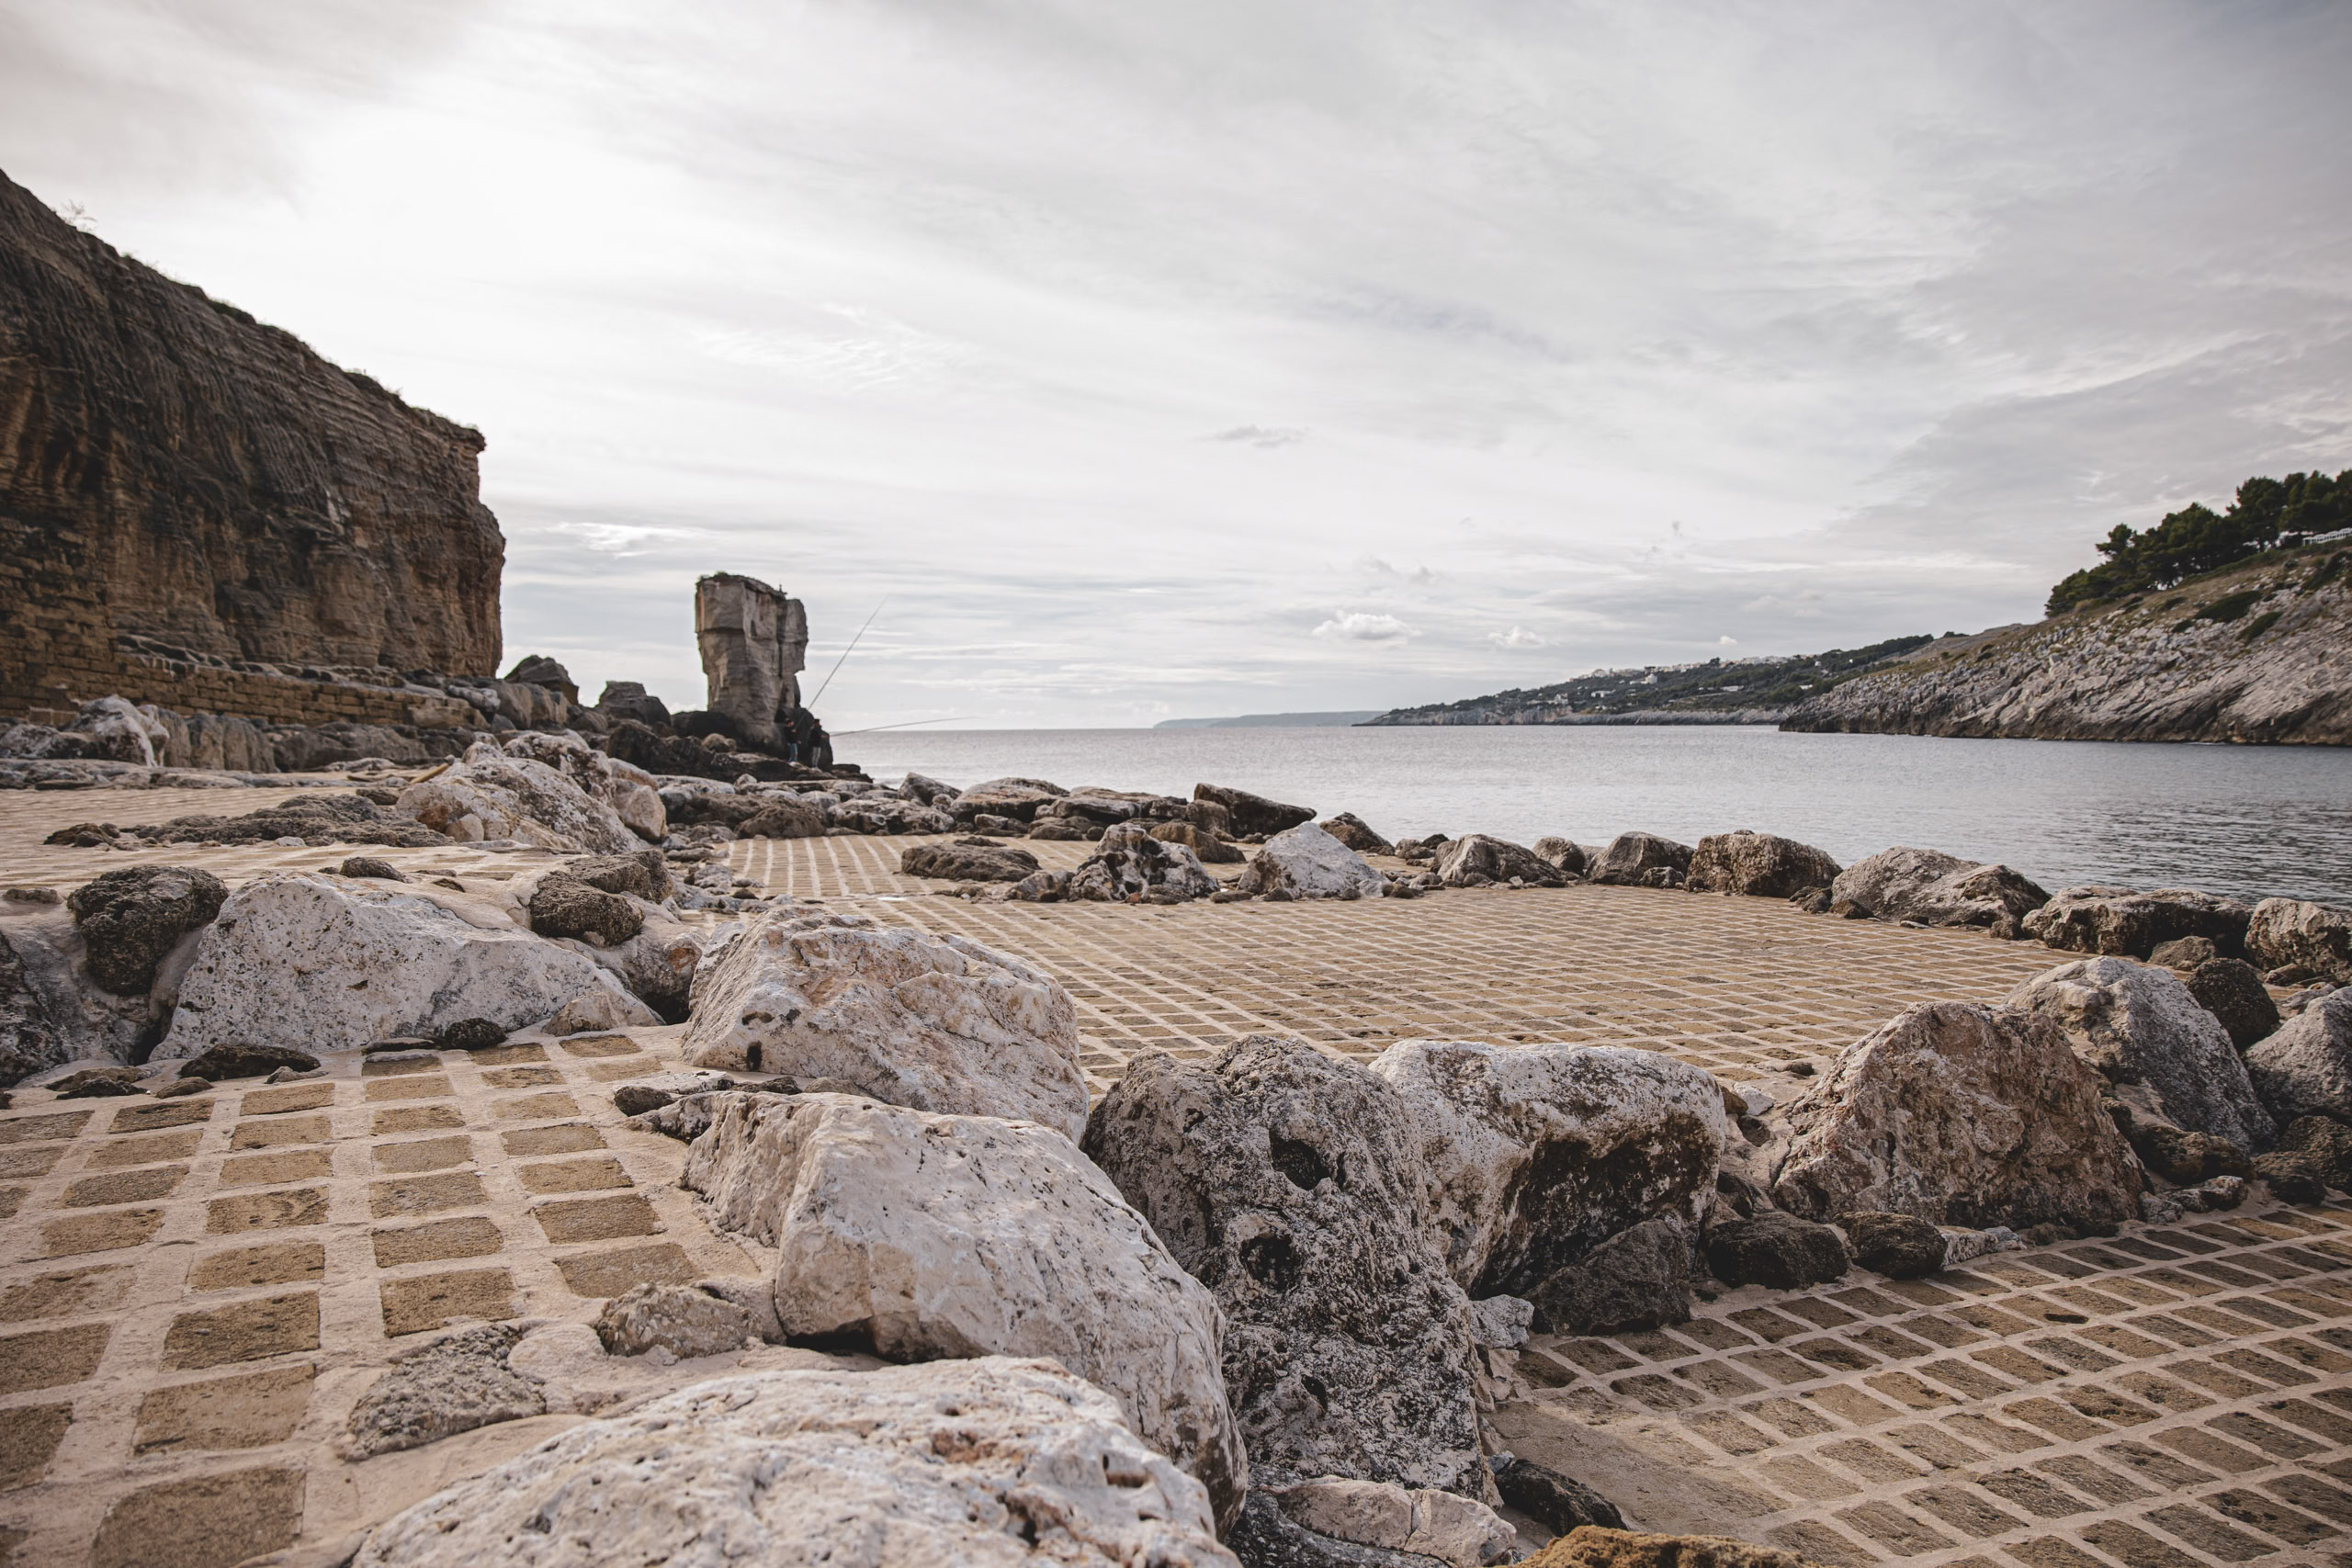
xmin=2046 ymin=468 xmax=2352 ymax=615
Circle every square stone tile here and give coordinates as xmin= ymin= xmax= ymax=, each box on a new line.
xmin=89 ymin=1464 xmax=305 ymax=1568
xmin=379 ymin=1268 xmax=514 ymax=1336
xmin=41 ymin=1206 xmax=164 ymax=1257
xmin=532 ymin=1193 xmax=658 ymax=1243
xmin=363 ymin=1055 xmax=444 ymax=1077
xmin=133 ymin=1364 xmax=315 ymax=1453
xmin=61 ymin=1165 xmax=188 ymax=1207
xmin=552 ymin=1242 xmax=696 ymax=1298
xmin=368 ymin=1171 xmax=489 ymax=1218
xmin=373 ymin=1104 xmax=465 ymax=1134
xmin=0 ymin=1145 xmax=63 ymax=1179
xmin=107 ymin=1100 xmax=213 ymax=1134
xmin=371 ymin=1135 xmax=472 ymax=1174
xmin=502 ymin=1123 xmax=603 ymax=1156
xmin=0 ymin=1320 xmax=110 ymax=1392
xmin=205 ymin=1188 xmax=327 ymax=1235
xmin=0 ymin=1263 xmax=134 ymax=1323
xmin=518 ymin=1156 xmax=630 ymax=1195
xmin=557 ymin=1035 xmax=640 ymax=1058
xmin=0 ymin=1109 xmax=94 ymax=1144
xmin=231 ymin=1113 xmax=330 ymax=1149
xmin=365 ymin=1075 xmax=454 ymax=1101
xmin=219 ymin=1148 xmax=334 ymax=1187
xmin=497 ymin=1091 xmax=580 ymax=1120
xmin=372 ymin=1216 xmax=503 ymax=1267
xmin=239 ymin=1083 xmax=335 ymax=1115
xmin=189 ymin=1242 xmax=326 ymax=1292
xmin=481 ymin=1066 xmax=562 ymax=1089
xmin=0 ymin=1401 xmax=72 ymax=1488
xmin=472 ymin=1043 xmax=547 ymax=1065
xmin=78 ymin=1130 xmax=201 ymax=1170
xmin=162 ymin=1292 xmax=319 ymax=1369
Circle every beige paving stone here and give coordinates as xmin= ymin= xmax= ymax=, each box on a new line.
xmin=0 ymin=1321 xmax=110 ymax=1393
xmin=205 ymin=1188 xmax=327 ymax=1235
xmin=218 ymin=1148 xmax=334 ymax=1187
xmin=0 ymin=1403 xmax=72 ymax=1490
xmin=40 ymin=1207 xmax=163 ymax=1257
xmin=189 ymin=1242 xmax=325 ymax=1292
xmin=371 ymin=1105 xmax=464 ymax=1134
xmin=364 ymin=1075 xmax=454 ymax=1101
xmin=517 ymin=1156 xmax=630 ymax=1195
xmin=556 ymin=1034 xmax=641 ymax=1059
xmin=371 ymin=1216 xmax=503 ymax=1267
xmin=473 ymin=1043 xmax=547 ymax=1066
xmin=161 ymin=1292 xmax=319 ymax=1369
xmin=61 ymin=1165 xmax=187 ymax=1207
xmin=0 ymin=1110 xmax=93 ymax=1145
xmin=551 ymin=1242 xmax=696 ymax=1299
xmin=230 ymin=1114 xmax=328 ymax=1150
xmin=107 ymin=1100 xmax=213 ymax=1135
xmin=370 ymin=1134 xmax=472 ymax=1173
xmin=87 ymin=1464 xmax=304 ymax=1568
xmin=502 ymin=1123 xmax=603 ymax=1156
xmin=0 ymin=1265 xmax=134 ymax=1324
xmin=239 ymin=1083 xmax=336 ymax=1116
xmin=368 ymin=1171 xmax=489 ymax=1217
xmin=532 ymin=1192 xmax=657 ymax=1243
xmin=379 ymin=1268 xmax=514 ymax=1336
xmin=496 ymin=1090 xmax=580 ymax=1120
xmin=132 ymin=1365 xmax=315 ymax=1453
xmin=77 ymin=1130 xmax=199 ymax=1170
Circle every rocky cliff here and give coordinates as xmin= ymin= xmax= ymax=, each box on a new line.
xmin=1782 ymin=543 xmax=2352 ymax=744
xmin=0 ymin=169 xmax=503 ymax=717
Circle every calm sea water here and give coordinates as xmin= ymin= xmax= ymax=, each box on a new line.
xmin=846 ymin=727 xmax=2352 ymax=906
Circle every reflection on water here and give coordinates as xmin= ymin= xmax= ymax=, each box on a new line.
xmin=848 ymin=727 xmax=2352 ymax=905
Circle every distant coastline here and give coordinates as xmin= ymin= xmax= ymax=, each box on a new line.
xmin=1154 ymin=710 xmax=1382 ymax=729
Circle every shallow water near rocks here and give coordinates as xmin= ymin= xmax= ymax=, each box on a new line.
xmin=851 ymin=727 xmax=2352 ymax=905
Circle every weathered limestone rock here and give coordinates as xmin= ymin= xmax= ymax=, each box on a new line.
xmin=399 ymin=743 xmax=639 ymax=853
xmin=1839 ymin=1211 xmax=1948 ymax=1279
xmin=899 ymin=841 xmax=1042 ymax=881
xmin=1493 ymin=1459 xmax=1624 ymax=1536
xmin=1586 ymin=832 xmax=1692 ymax=887
xmin=2278 ymin=1115 xmax=2352 ymax=1191
xmin=65 ymin=866 xmax=227 ymax=994
xmin=2246 ymin=898 xmax=2352 ymax=984
xmin=1068 ymin=823 xmax=1221 ymax=903
xmin=2007 ymin=958 xmax=2274 ymax=1152
xmin=1770 ymin=1001 xmax=2142 ymax=1231
xmin=2188 ymin=957 xmax=2282 ymax=1050
xmin=1526 ymin=1215 xmax=1692 ymax=1335
xmin=1367 ymin=1041 xmax=1726 ymax=1298
xmin=349 ymin=1359 xmax=1235 ymax=1568
xmin=1829 ymin=847 xmax=2050 ymax=930
xmin=2024 ymin=886 xmax=2253 ymax=959
xmin=154 ymin=873 xmax=652 ymax=1057
xmin=2151 ymin=936 xmax=2221 ymax=970
xmin=501 ymin=732 xmax=666 ymax=842
xmin=1532 ymin=838 xmax=1588 ymax=876
xmin=560 ymin=849 xmax=672 ymax=902
xmin=1152 ymin=821 xmax=1248 ymax=863
xmin=1702 ymin=1211 xmax=1849 ymax=1289
xmin=1083 ymin=1035 xmax=1487 ymax=1499
xmin=593 ymin=1283 xmax=758 ymax=1359
xmin=2246 ymin=990 xmax=2352 ymax=1123
xmin=951 ymin=776 xmax=1068 ymax=824
xmin=527 ymin=874 xmax=644 ymax=948
xmin=1525 ymin=1527 xmax=1827 ymax=1568
xmin=504 ymin=654 xmax=577 ymax=705
xmin=147 ymin=794 xmax=446 ymax=849
xmin=594 ymin=681 xmax=671 ymax=728
xmin=1318 ymin=813 xmax=1396 ymax=855
xmin=834 ymin=795 xmax=956 ymax=834
xmin=175 ymin=1043 xmax=319 ymax=1081
xmin=1238 ymin=823 xmax=1385 ymax=899
xmin=1195 ymin=783 xmax=1317 ymax=838
xmin=0 ymin=170 xmax=503 ymax=719
xmin=0 ymin=910 xmax=162 ymax=1075
xmin=684 ymin=1092 xmax=1246 ymax=1525
xmin=738 ymin=795 xmax=826 ymax=839
xmin=343 ymin=1325 xmax=545 ymax=1460
xmin=1687 ymin=832 xmax=1841 ymax=898
xmin=683 ymin=909 xmax=1088 ymax=1139
xmin=694 ymin=572 xmax=808 ymax=754
xmin=0 ymin=927 xmax=62 ymax=1087
xmin=1267 ymin=1480 xmax=1514 ymax=1568
xmin=1430 ymin=835 xmax=1567 ymax=889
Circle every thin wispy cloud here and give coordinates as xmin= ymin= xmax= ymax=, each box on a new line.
xmin=1314 ymin=612 xmax=1418 ymax=643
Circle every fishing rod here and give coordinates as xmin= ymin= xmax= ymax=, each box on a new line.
xmin=831 ymin=716 xmax=970 ymax=737
xmin=808 ymin=599 xmax=885 ymax=707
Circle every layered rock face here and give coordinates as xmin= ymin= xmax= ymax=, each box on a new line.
xmin=1781 ymin=549 xmax=2352 ymax=743
xmin=694 ymin=573 xmax=807 ymax=753
xmin=0 ymin=171 xmax=503 ymax=716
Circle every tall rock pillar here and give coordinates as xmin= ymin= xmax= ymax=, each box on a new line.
xmin=695 ymin=573 xmax=808 ymax=752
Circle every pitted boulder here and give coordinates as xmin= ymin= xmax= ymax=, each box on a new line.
xmin=1702 ymin=1211 xmax=1848 ymax=1290
xmin=561 ymin=850 xmax=672 ymax=902
xmin=1830 ymin=847 xmax=2048 ymax=931
xmin=347 ymin=1360 xmax=1233 ymax=1568
xmin=2007 ymin=958 xmax=2273 ymax=1153
xmin=2246 ymin=897 xmax=2352 ymax=984
xmin=1083 ymin=1034 xmax=1487 ymax=1500
xmin=2247 ymin=989 xmax=2352 ymax=1123
xmin=344 ymin=1325 xmax=545 ymax=1460
xmin=1068 ymin=823 xmax=1221 ymax=903
xmin=949 ymin=777 xmax=1069 ymax=824
xmin=683 ymin=908 xmax=1088 ymax=1140
xmin=1527 ymin=1215 xmax=1692 ymax=1336
xmin=1839 ymin=1211 xmax=1948 ymax=1279
xmin=527 ymin=874 xmax=644 ymax=948
xmin=1194 ymin=783 xmax=1316 ymax=838
xmin=739 ymin=796 xmax=826 ymax=839
xmin=593 ymin=1283 xmax=757 ymax=1359
xmin=1368 ymin=1041 xmax=1726 ymax=1297
xmin=1532 ymin=838 xmax=1589 ymax=876
xmin=1429 ymin=835 xmax=1566 ymax=889
xmin=1770 ymin=1000 xmax=2142 ymax=1232
xmin=399 ymin=742 xmax=642 ymax=853
xmin=1687 ymin=832 xmax=1841 ymax=898
xmin=1318 ymin=813 xmax=1396 ymax=855
xmin=1238 ymin=823 xmax=1385 ymax=899
xmin=684 ymin=1091 xmax=1246 ymax=1529
xmin=2024 ymin=885 xmax=2252 ymax=960
xmin=2188 ymin=957 xmax=2282 ymax=1050
xmin=899 ymin=841 xmax=1041 ymax=882
xmin=67 ymin=866 xmax=228 ymax=996
xmin=1586 ymin=833 xmax=1692 ymax=887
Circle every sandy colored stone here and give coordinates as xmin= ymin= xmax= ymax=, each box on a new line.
xmin=552 ymin=1243 xmax=696 ymax=1298
xmin=592 ymin=1282 xmax=755 ymax=1359
xmin=0 ymin=1108 xmax=93 ymax=1143
xmin=373 ymin=1215 xmax=505 ymax=1267
xmin=81 ymin=1128 xmax=200 ymax=1168
xmin=367 ymin=1074 xmax=456 ymax=1101
xmin=0 ymin=1401 xmax=70 ymax=1487
xmin=242 ymin=1081 xmax=336 ymax=1115
xmin=518 ymin=1156 xmax=630 ymax=1194
xmin=557 ymin=1033 xmax=641 ymax=1058
xmin=191 ymin=1241 xmax=324 ymax=1290
xmin=109 ymin=1098 xmax=211 ymax=1134
xmin=375 ymin=1104 xmax=466 ymax=1134
xmin=164 ymin=1292 xmax=319 ymax=1368
xmin=207 ymin=1187 xmax=327 ymax=1234
xmin=42 ymin=1206 xmax=163 ymax=1256
xmin=482 ymin=1065 xmax=563 ymax=1089
xmin=134 ymin=1363 xmax=315 ymax=1452
xmin=0 ymin=1144 xmax=63 ymax=1178
xmin=398 ymin=745 xmax=642 ymax=853
xmin=1688 ymin=831 xmax=1843 ymax=899
xmin=473 ymin=1041 xmax=548 ymax=1065
xmin=220 ymin=1147 xmax=334 ymax=1186
xmin=1269 ymin=1477 xmax=1516 ymax=1567
xmin=380 ymin=1269 xmax=514 ymax=1336
xmin=89 ymin=1464 xmax=306 ymax=1568
xmin=371 ymin=1171 xmax=489 ymax=1217
xmin=232 ymin=1112 xmax=330 ymax=1148
xmin=345 ymin=1323 xmax=545 ymax=1458
xmin=1524 ymin=1526 xmax=1827 ymax=1568
xmin=0 ymin=1320 xmax=109 ymax=1392
xmin=62 ymin=1163 xmax=187 ymax=1206
xmin=0 ymin=1263 xmax=133 ymax=1322
xmin=498 ymin=1090 xmax=580 ymax=1120
xmin=365 ymin=1055 xmax=444 ymax=1077
xmin=533 ymin=1193 xmax=658 ymax=1243
xmin=503 ymin=1122 xmax=603 ymax=1156
xmin=373 ymin=1134 xmax=472 ymax=1173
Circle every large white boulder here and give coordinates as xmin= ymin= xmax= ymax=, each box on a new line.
xmin=153 ymin=873 xmax=654 ymax=1057
xmin=1235 ymin=822 xmax=1385 ymax=898
xmin=350 ymin=1359 xmax=1237 ymax=1568
xmin=684 ymin=1092 xmax=1246 ymax=1527
xmin=2247 ymin=897 xmax=2352 ymax=983
xmin=1369 ymin=1041 xmax=1727 ymax=1296
xmin=2007 ymin=958 xmax=2274 ymax=1152
xmin=502 ymin=730 xmax=668 ymax=842
xmin=683 ymin=908 xmax=1088 ymax=1140
xmin=399 ymin=741 xmax=641 ymax=852
xmin=2248 ymin=990 xmax=2352 ymax=1123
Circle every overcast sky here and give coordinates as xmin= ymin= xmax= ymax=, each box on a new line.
xmin=5 ymin=1 xmax=2348 ymax=728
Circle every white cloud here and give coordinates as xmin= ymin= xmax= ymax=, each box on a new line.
xmin=1717 ymin=635 xmax=1738 ymax=646
xmin=1489 ymin=626 xmax=1546 ymax=649
xmin=548 ymin=522 xmax=702 ymax=556
xmin=1206 ymin=425 xmax=1306 ymax=448
xmin=1314 ymin=612 xmax=1418 ymax=643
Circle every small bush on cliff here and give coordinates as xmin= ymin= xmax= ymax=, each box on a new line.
xmin=2047 ymin=468 xmax=2352 ymax=615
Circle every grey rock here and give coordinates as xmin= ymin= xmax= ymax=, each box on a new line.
xmin=2246 ymin=897 xmax=2352 ymax=984
xmin=1238 ymin=823 xmax=1386 ymax=899
xmin=594 ymin=681 xmax=671 ymax=728
xmin=1069 ymin=822 xmax=1221 ymax=902
xmin=739 ymin=796 xmax=825 ymax=839
xmin=1830 ymin=847 xmax=2049 ymax=931
xmin=592 ymin=1283 xmax=756 ymax=1359
xmin=694 ymin=572 xmax=808 ymax=754
xmin=1492 ymin=1458 xmax=1625 ymax=1535
xmin=2125 ymin=1122 xmax=2249 ymax=1184
xmin=1083 ymin=1034 xmax=1487 ymax=1499
xmin=1429 ymin=835 xmax=1567 ymax=889
xmin=899 ymin=841 xmax=1040 ymax=882
xmin=1587 ymin=833 xmax=1693 ymax=887
xmin=1527 ymin=1215 xmax=1692 ymax=1335
xmin=2188 ymin=957 xmax=2282 ymax=1051
xmin=2024 ymin=886 xmax=2252 ymax=960
xmin=1702 ymin=1211 xmax=1849 ymax=1289
xmin=1840 ymin=1211 xmax=1947 ymax=1279
xmin=2246 ymin=990 xmax=2352 ymax=1123
xmin=1531 ymin=838 xmax=1587 ymax=875
xmin=339 ymin=856 xmax=408 ymax=882
xmin=2278 ymin=1116 xmax=2352 ymax=1191
xmin=67 ymin=865 xmax=229 ymax=994
xmin=900 ymin=772 xmax=960 ymax=807
xmin=949 ymin=776 xmax=1069 ymax=824
xmin=435 ymin=1018 xmax=507 ymax=1052
xmin=1194 ymin=783 xmax=1316 ymax=838
xmin=1319 ymin=813 xmax=1395 ymax=855
xmin=1686 ymin=831 xmax=1841 ymax=898
xmin=562 ymin=849 xmax=672 ymax=902
xmin=176 ymin=1043 xmax=321 ymax=1081
xmin=2149 ymin=936 xmax=2221 ymax=971
xmin=527 ymin=873 xmax=644 ymax=948
xmin=2254 ymin=1149 xmax=2331 ymax=1205
xmin=1227 ymin=1490 xmax=1449 ymax=1568
xmin=0 ymin=927 xmax=62 ymax=1088
xmin=344 ymin=1325 xmax=545 ymax=1459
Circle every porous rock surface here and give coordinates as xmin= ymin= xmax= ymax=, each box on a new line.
xmin=1066 ymin=822 xmax=1221 ymax=902
xmin=1770 ymin=1000 xmax=2143 ymax=1231
xmin=1082 ymin=1034 xmax=1487 ymax=1499
xmin=593 ymin=1282 xmax=758 ymax=1359
xmin=526 ymin=872 xmax=644 ymax=948
xmin=1828 ymin=848 xmax=2049 ymax=930
xmin=1686 ymin=831 xmax=1841 ymax=898
xmin=153 ymin=872 xmax=653 ymax=1057
xmin=0 ymin=925 xmax=62 ymax=1085
xmin=2024 ymin=885 xmax=2253 ymax=960
xmin=694 ymin=571 xmax=808 ymax=754
xmin=899 ymin=840 xmax=1041 ymax=881
xmin=65 ymin=864 xmax=227 ymax=994
xmin=1524 ymin=1526 xmax=1828 ymax=1568
xmin=1194 ymin=782 xmax=1316 ymax=837
xmin=1238 ymin=822 xmax=1386 ymax=898
xmin=950 ymin=776 xmax=1068 ymax=824
xmin=343 ymin=1325 xmax=545 ymax=1460
xmin=1318 ymin=812 xmax=1395 ymax=854
xmin=2007 ymin=957 xmax=2274 ymax=1152
xmin=1367 ymin=1040 xmax=1725 ymax=1297
xmin=2246 ymin=989 xmax=2352 ymax=1123
xmin=1267 ymin=1479 xmax=1514 ymax=1568
xmin=740 ymin=795 xmax=826 ymax=839
xmin=2246 ymin=897 xmax=2352 ymax=983
xmin=1702 ymin=1210 xmax=1849 ymax=1290
xmin=681 ymin=908 xmax=1088 ymax=1140
xmin=399 ymin=742 xmax=641 ymax=853
xmin=2188 ymin=957 xmax=2283 ymax=1050
xmin=1586 ymin=833 xmax=1692 ymax=886
xmin=683 ymin=1091 xmax=1246 ymax=1525
xmin=500 ymin=731 xmax=667 ymax=842
xmin=1429 ymin=835 xmax=1567 ymax=889
xmin=1839 ymin=1211 xmax=1949 ymax=1279
xmin=1526 ymin=1215 xmax=1693 ymax=1336
xmin=348 ymin=1359 xmax=1236 ymax=1568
